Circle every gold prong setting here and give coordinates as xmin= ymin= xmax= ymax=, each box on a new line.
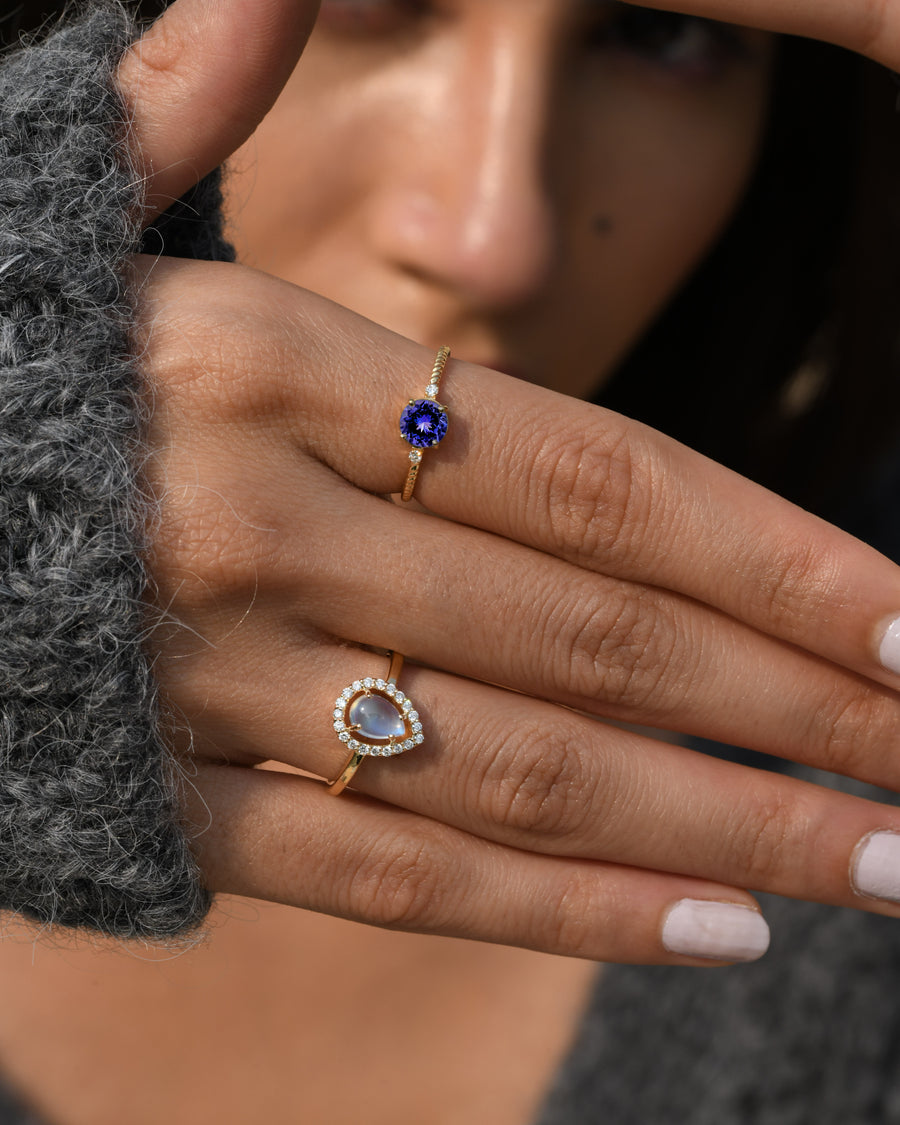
xmin=332 ymin=678 xmax=424 ymax=757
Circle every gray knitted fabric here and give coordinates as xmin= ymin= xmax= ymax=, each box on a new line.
xmin=534 ymin=775 xmax=900 ymax=1124
xmin=535 ymin=890 xmax=900 ymax=1124
xmin=0 ymin=2 xmax=223 ymax=939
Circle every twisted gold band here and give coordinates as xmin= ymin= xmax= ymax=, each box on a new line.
xmin=400 ymin=346 xmax=450 ymax=502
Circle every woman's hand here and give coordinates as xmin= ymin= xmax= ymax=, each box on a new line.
xmin=119 ymin=0 xmax=900 ymax=965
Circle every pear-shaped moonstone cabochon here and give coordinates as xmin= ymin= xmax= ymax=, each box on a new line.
xmin=348 ymin=692 xmax=407 ymax=742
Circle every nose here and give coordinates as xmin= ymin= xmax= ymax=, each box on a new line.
xmin=367 ymin=17 xmax=558 ymax=312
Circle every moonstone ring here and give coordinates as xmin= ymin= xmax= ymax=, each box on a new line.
xmin=400 ymin=346 xmax=450 ymax=502
xmin=326 ymin=652 xmax=424 ymax=795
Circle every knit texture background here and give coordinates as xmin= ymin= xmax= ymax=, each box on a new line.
xmin=0 ymin=1 xmax=227 ymax=938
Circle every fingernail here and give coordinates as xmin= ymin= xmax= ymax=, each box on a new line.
xmin=852 ymin=830 xmax=900 ymax=903
xmin=662 ymin=899 xmax=770 ymax=962
xmin=878 ymin=615 xmax=900 ymax=675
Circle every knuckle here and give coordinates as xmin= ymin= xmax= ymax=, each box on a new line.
xmin=124 ymin=19 xmax=193 ymax=86
xmin=529 ymin=411 xmax=654 ymax=567
xmin=748 ymin=533 xmax=838 ymax=632
xmin=727 ymin=785 xmax=794 ymax=889
xmin=558 ymin=588 xmax=683 ymax=713
xmin=481 ymin=726 xmax=589 ymax=841
xmin=153 ymin=487 xmax=279 ymax=611
xmin=139 ymin=268 xmax=290 ymax=424
xmin=346 ymin=833 xmax=445 ymax=931
xmin=807 ymin=688 xmax=897 ymax=779
xmin=536 ymin=868 xmax=602 ymax=957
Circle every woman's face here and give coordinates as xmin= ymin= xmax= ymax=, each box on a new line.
xmin=228 ymin=0 xmax=775 ymax=399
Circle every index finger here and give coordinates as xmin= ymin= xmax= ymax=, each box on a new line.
xmin=225 ymin=279 xmax=900 ymax=693
xmin=142 ymin=264 xmax=900 ymax=694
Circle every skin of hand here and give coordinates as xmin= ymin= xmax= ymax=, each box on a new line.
xmin=119 ymin=0 xmax=900 ymax=966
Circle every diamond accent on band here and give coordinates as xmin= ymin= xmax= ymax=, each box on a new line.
xmin=332 ymin=678 xmax=425 ymax=757
xmin=409 ymin=450 xmax=423 ymax=463
xmin=399 ymin=399 xmax=448 ymax=449
xmin=425 ymin=383 xmax=439 ymax=397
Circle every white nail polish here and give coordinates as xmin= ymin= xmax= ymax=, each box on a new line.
xmin=852 ymin=830 xmax=900 ymax=903
xmin=878 ymin=616 xmax=900 ymax=675
xmin=661 ymin=899 xmax=770 ymax=962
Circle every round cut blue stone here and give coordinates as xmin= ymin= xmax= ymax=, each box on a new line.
xmin=348 ymin=692 xmax=407 ymax=743
xmin=399 ymin=399 xmax=448 ymax=448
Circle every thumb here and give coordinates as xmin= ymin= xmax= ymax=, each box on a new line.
xmin=117 ymin=0 xmax=319 ymax=220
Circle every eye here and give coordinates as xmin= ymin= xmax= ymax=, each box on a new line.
xmin=316 ymin=0 xmax=427 ymax=37
xmin=584 ymin=4 xmax=751 ymax=78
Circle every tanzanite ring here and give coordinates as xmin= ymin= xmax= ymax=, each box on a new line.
xmin=326 ymin=652 xmax=425 ymax=795
xmin=399 ymin=346 xmax=450 ymax=502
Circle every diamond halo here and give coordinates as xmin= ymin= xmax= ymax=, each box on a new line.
xmin=333 ymin=679 xmax=425 ymax=757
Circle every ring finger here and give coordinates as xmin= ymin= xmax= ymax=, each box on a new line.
xmin=170 ymin=638 xmax=900 ymax=922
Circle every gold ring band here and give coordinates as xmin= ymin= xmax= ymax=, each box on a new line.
xmin=400 ymin=346 xmax=450 ymax=502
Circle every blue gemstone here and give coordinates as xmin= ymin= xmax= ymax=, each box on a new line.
xmin=399 ymin=399 xmax=448 ymax=449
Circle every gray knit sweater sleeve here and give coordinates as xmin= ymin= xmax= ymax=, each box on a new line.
xmin=0 ymin=2 xmax=229 ymax=939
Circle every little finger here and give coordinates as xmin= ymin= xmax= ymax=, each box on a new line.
xmin=189 ymin=762 xmax=770 ymax=965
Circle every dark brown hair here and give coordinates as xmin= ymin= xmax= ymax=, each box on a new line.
xmin=601 ymin=36 xmax=900 ymax=514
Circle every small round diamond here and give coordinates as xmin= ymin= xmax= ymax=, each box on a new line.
xmin=400 ymin=399 xmax=448 ymax=449
xmin=409 ymin=450 xmax=423 ymax=463
xmin=363 ymin=677 xmax=374 ymax=688
xmin=395 ymin=691 xmax=405 ymax=702
xmin=414 ymin=733 xmax=424 ymax=745
xmin=412 ymin=721 xmax=423 ymax=733
xmin=338 ymin=731 xmax=351 ymax=742
xmin=333 ymin=720 xmax=345 ymax=732
xmin=375 ymin=679 xmax=386 ymax=689
xmin=352 ymin=680 xmax=363 ymax=691
xmin=348 ymin=740 xmax=360 ymax=751
xmin=425 ymin=383 xmax=439 ymax=397
xmin=333 ymin=709 xmax=343 ymax=720
xmin=408 ymin=710 xmax=418 ymax=721
xmin=402 ymin=740 xmax=413 ymax=751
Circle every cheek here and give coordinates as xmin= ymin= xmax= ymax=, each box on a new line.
xmin=226 ymin=70 xmax=373 ymax=288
